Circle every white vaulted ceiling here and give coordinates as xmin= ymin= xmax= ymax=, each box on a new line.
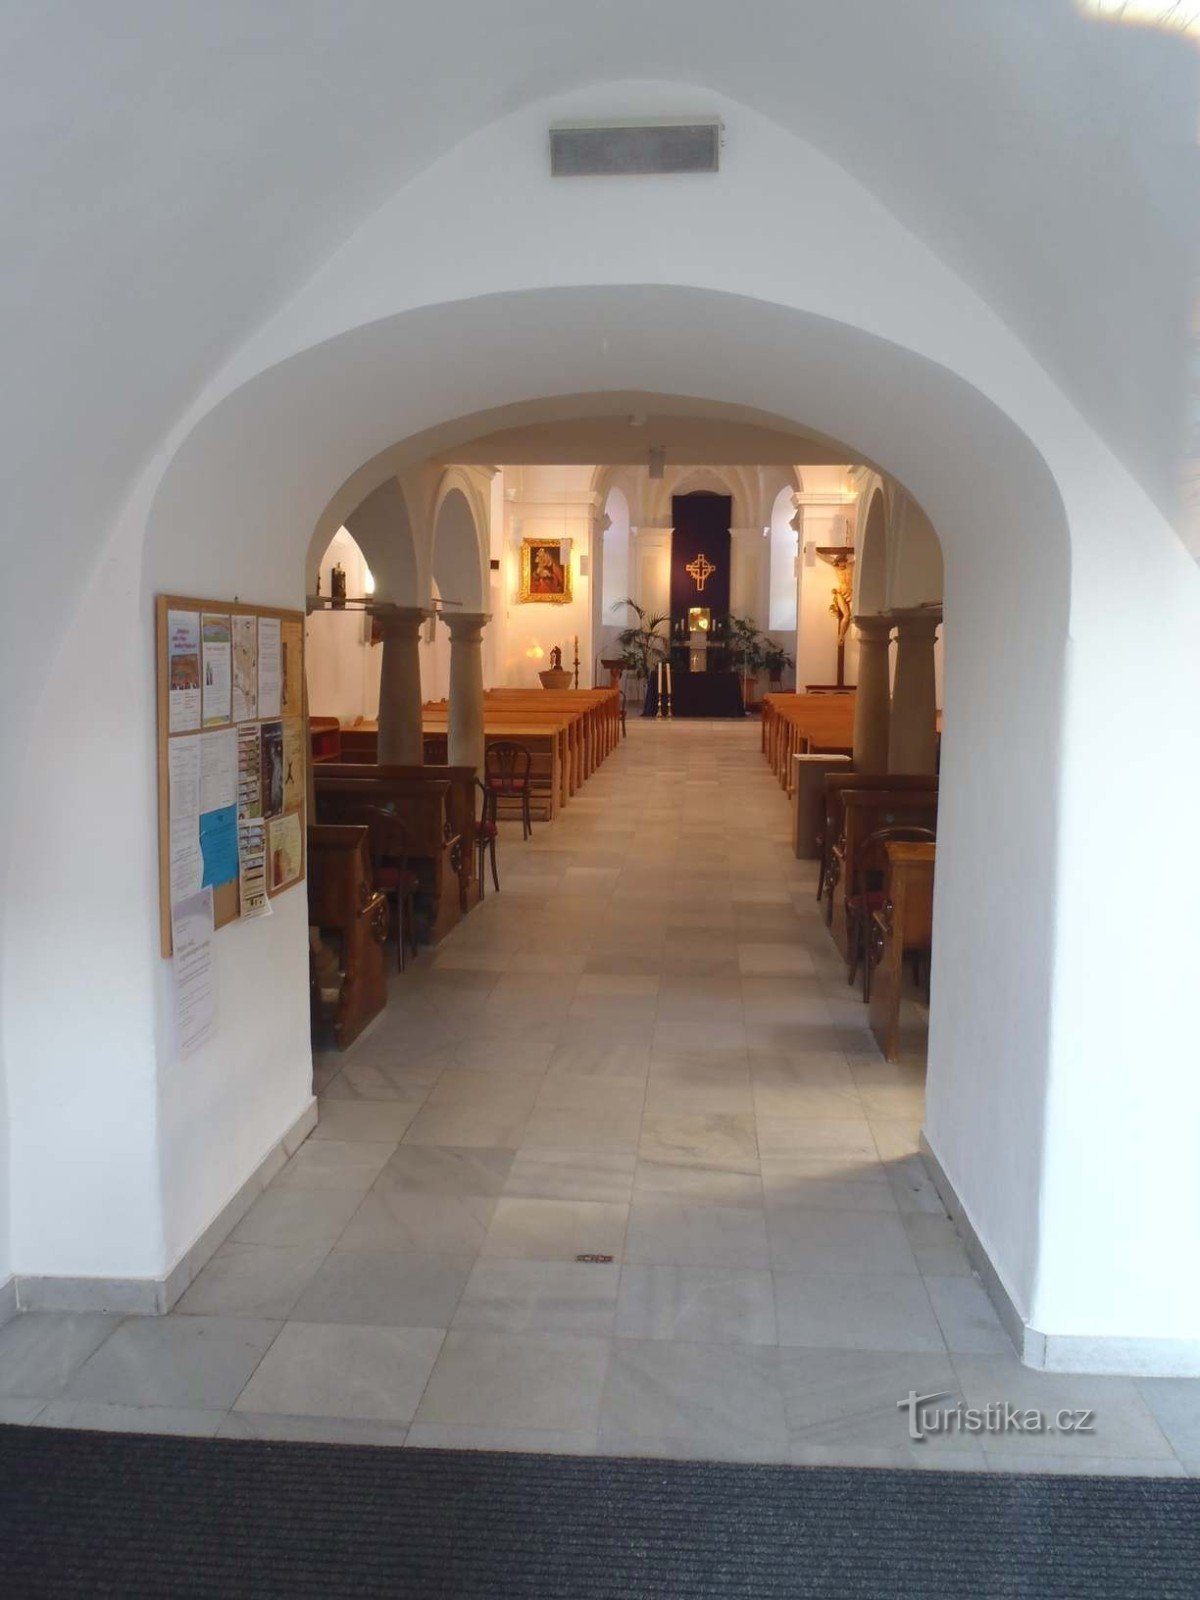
xmin=0 ymin=0 xmax=1194 ymax=695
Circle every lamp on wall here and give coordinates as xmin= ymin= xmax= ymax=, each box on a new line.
xmin=559 ymin=537 xmax=573 ymax=568
xmin=362 ymin=565 xmax=375 ymax=595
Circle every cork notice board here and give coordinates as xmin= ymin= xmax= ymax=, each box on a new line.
xmin=156 ymin=594 xmax=307 ymax=957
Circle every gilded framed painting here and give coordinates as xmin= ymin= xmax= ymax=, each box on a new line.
xmin=519 ymin=538 xmax=572 ymax=603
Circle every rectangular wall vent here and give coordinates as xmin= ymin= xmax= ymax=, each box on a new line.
xmin=550 ymin=119 xmax=720 ymax=177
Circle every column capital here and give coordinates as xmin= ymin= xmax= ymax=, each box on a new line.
xmin=371 ymin=604 xmax=431 ymax=639
xmin=441 ymin=610 xmax=491 ymax=643
xmin=852 ymin=612 xmax=895 ymax=644
xmin=888 ymin=604 xmax=943 ymax=640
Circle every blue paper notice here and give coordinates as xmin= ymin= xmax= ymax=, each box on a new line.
xmin=199 ymin=804 xmax=239 ymax=889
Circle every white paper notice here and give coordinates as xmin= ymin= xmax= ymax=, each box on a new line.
xmin=167 ymin=610 xmax=201 ymax=733
xmin=231 ymin=614 xmax=258 ymax=723
xmin=167 ymin=737 xmax=202 ymax=903
xmin=238 ymin=817 xmax=271 ymax=919
xmin=258 ymin=616 xmax=282 ymax=719
xmin=201 ymin=613 xmax=232 ymax=726
xmin=172 ymin=887 xmax=216 ymax=1056
xmin=199 ymin=727 xmax=238 ymax=814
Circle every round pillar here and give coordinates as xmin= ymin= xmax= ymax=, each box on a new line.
xmin=851 ymin=614 xmax=893 ymax=772
xmin=443 ymin=611 xmax=490 ymax=773
xmin=888 ymin=606 xmax=942 ymax=774
xmin=374 ymin=606 xmax=430 ymax=765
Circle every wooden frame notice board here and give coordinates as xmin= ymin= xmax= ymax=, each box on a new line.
xmin=156 ymin=594 xmax=307 ymax=957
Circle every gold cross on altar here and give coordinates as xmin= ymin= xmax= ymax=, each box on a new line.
xmin=685 ymin=552 xmax=716 ymax=591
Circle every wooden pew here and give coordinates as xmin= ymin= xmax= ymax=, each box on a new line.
xmin=867 ymin=841 xmax=935 ymax=1061
xmin=761 ymin=693 xmax=857 ymax=791
xmin=827 ymin=785 xmax=938 ymax=959
xmin=309 ymin=717 xmax=342 ymax=763
xmin=318 ymin=761 xmax=478 ymax=899
xmin=306 ymin=824 xmax=389 ymax=1049
xmin=314 ymin=770 xmax=466 ymax=943
xmin=817 ymin=772 xmax=938 ymax=905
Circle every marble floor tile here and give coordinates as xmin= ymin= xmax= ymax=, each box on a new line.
xmin=338 ymin=1192 xmax=497 ymax=1256
xmin=901 ymin=1212 xmax=973 ymax=1276
xmin=761 ymin=1158 xmax=898 ymax=1215
xmin=615 ymin=1265 xmax=777 ymax=1346
xmin=404 ymin=1422 xmax=597 ymax=1455
xmin=545 ymin=1040 xmax=652 ymax=1081
xmin=67 ymin=1316 xmax=281 ymax=1410
xmin=425 ymin=1070 xmax=542 ymax=1111
xmin=233 ymin=1322 xmax=444 ymax=1422
xmin=952 ymin=1353 xmax=1177 ymax=1462
xmin=231 ymin=1188 xmax=363 ymax=1250
xmin=481 ymin=1198 xmax=630 ymax=1262
xmin=638 ymin=1112 xmax=758 ymax=1169
xmin=290 ymin=1250 xmax=473 ymax=1328
xmin=310 ymin=1099 xmax=420 ymax=1144
xmin=319 ymin=1062 xmax=435 ymax=1105
xmin=767 ymin=1208 xmax=919 ymax=1275
xmin=35 ymin=1399 xmax=226 ymax=1437
xmin=1137 ymin=1376 xmax=1200 ymax=1469
xmin=219 ymin=1411 xmax=411 ymax=1446
xmin=774 ymin=1273 xmax=946 ymax=1352
xmin=453 ymin=1259 xmax=620 ymax=1335
xmin=522 ymin=1103 xmax=644 ymax=1152
xmin=271 ymin=1139 xmax=396 ymax=1192
xmin=599 ymin=1339 xmax=787 ymax=1461
xmin=504 ymin=1148 xmax=637 ymax=1203
xmin=175 ymin=1241 xmax=331 ymax=1320
xmin=414 ymin=1330 xmax=610 ymax=1432
xmin=755 ymin=1116 xmax=877 ymax=1160
xmin=752 ymin=1084 xmax=864 ymax=1121
xmin=777 ymin=1348 xmax=972 ymax=1460
xmin=923 ymin=1275 xmax=1012 ymax=1354
xmin=0 ymin=1312 xmax=121 ymax=1398
xmin=373 ymin=1144 xmax=514 ymax=1196
xmin=633 ymin=1160 xmax=763 ymax=1207
xmin=624 ymin=1199 xmax=769 ymax=1269
xmin=402 ymin=1098 xmax=531 ymax=1149
xmin=737 ymin=943 xmax=818 ymax=977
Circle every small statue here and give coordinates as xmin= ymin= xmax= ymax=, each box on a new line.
xmin=549 ymin=644 xmax=563 ymax=670
xmin=330 ymin=562 xmax=347 ymax=609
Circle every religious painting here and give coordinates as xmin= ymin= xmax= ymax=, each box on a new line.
xmin=519 ymin=538 xmax=572 ymax=604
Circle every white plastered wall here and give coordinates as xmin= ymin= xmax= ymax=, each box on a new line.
xmin=3 ymin=82 xmax=1198 ymax=1368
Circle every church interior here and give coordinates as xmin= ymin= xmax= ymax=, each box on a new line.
xmin=3 ymin=2 xmax=1199 ymax=1592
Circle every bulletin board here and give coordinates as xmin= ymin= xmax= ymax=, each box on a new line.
xmin=156 ymin=594 xmax=307 ymax=957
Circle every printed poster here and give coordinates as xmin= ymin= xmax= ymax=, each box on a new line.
xmin=199 ymin=728 xmax=237 ymax=814
xmin=172 ymin=887 xmax=216 ymax=1056
xmin=280 ymin=618 xmax=303 ymax=717
xmin=260 ymin=721 xmax=284 ymax=818
xmin=201 ymin=613 xmax=232 ymax=726
xmin=268 ymin=812 xmax=303 ymax=892
xmin=167 ymin=735 xmax=202 ymax=903
xmin=282 ymin=718 xmax=304 ymax=814
xmin=167 ymin=610 xmax=201 ymax=733
xmin=258 ymin=616 xmax=281 ymax=719
xmin=238 ymin=817 xmax=270 ymax=919
xmin=236 ymin=724 xmax=262 ymax=818
xmin=199 ymin=804 xmax=238 ymax=889
xmin=231 ymin=615 xmax=258 ymax=722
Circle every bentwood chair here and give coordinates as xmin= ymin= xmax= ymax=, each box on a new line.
xmin=484 ymin=740 xmax=533 ymax=839
xmin=474 ymin=777 xmax=500 ymax=896
xmin=846 ymin=824 xmax=937 ymax=998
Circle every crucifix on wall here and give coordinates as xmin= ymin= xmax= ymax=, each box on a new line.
xmin=816 ymin=547 xmax=856 ymax=688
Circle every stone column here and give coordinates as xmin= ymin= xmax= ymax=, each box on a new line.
xmin=851 ymin=614 xmax=893 ymax=772
xmin=374 ymin=606 xmax=430 ymax=765
xmin=443 ymin=611 xmax=490 ymax=773
xmin=888 ymin=606 xmax=942 ymax=774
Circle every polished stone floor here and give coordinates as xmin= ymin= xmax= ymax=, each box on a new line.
xmin=3 ymin=719 xmax=1198 ymax=1473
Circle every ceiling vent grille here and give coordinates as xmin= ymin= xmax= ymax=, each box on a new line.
xmin=550 ymin=119 xmax=720 ymax=177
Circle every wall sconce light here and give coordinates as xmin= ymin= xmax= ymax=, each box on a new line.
xmin=525 ymin=644 xmax=545 ymax=661
xmin=362 ymin=566 xmax=376 ymax=595
xmin=559 ymin=537 xmax=573 ymax=568
xmin=579 ymin=555 xmax=590 ymax=578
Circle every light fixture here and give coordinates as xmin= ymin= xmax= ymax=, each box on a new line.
xmin=362 ymin=565 xmax=375 ymax=596
xmin=559 ymin=537 xmax=573 ymax=567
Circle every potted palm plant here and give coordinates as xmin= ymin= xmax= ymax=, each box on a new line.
xmin=611 ymin=598 xmax=670 ymax=714
xmin=724 ymin=613 xmax=767 ymax=708
xmin=763 ymin=642 xmax=794 ymax=688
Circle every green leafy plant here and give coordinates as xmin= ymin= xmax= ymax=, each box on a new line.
xmin=763 ymin=642 xmax=795 ymax=682
xmin=724 ymin=614 xmax=767 ymax=674
xmin=611 ymin=598 xmax=670 ymax=680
